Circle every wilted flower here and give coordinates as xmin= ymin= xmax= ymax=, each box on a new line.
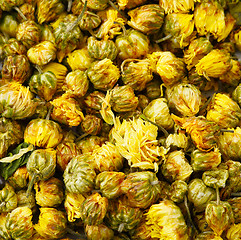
xmin=5 ymin=207 xmax=33 ymax=240
xmin=63 ymin=153 xmax=96 ymax=194
xmin=2 ymin=55 xmax=31 ymax=84
xmin=34 ymin=208 xmax=67 ymax=239
xmin=64 ymin=192 xmax=85 ymax=222
xmin=128 ymin=4 xmax=164 ymax=35
xmin=195 ymin=49 xmax=232 ymax=79
xmin=67 ymin=48 xmax=94 ymax=71
xmin=154 ymin=51 xmax=186 ymax=86
xmin=206 ymin=93 xmax=241 ymax=129
xmin=87 ymin=58 xmax=120 ymax=91
xmin=172 ymin=115 xmax=220 ymax=152
xmin=162 ymin=13 xmax=195 ymax=49
xmin=184 ymin=37 xmax=213 ymax=71
xmin=0 ymin=82 xmax=37 ymax=119
xmin=166 ymin=83 xmax=202 ymax=116
xmin=161 ymin=150 xmax=193 ymax=182
xmin=188 ymin=179 xmax=216 ymax=212
xmin=121 ymin=171 xmax=161 ymax=209
xmin=63 ymin=70 xmax=89 ymax=98
xmin=34 ymin=177 xmax=64 ymax=207
xmin=51 ymin=93 xmax=85 ymax=127
xmin=165 ymin=132 xmax=189 ymax=151
xmin=27 ymin=41 xmax=57 ymax=66
xmin=24 ymin=119 xmax=63 ymax=148
xmin=145 ymin=200 xmax=189 ymax=240
xmin=36 ymin=0 xmax=65 ymax=24
xmin=191 ymin=148 xmax=222 ymax=172
xmin=143 ymin=98 xmax=174 ymax=130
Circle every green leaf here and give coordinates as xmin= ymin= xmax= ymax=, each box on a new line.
xmin=0 ymin=142 xmax=34 ymax=180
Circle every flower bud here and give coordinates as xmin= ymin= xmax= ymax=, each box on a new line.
xmin=16 ymin=190 xmax=36 ymax=211
xmin=165 ymin=132 xmax=189 ymax=151
xmin=227 ymin=197 xmax=241 ymax=224
xmin=0 ymin=183 xmax=17 ymax=213
xmin=8 ymin=166 xmax=28 ymax=191
xmin=0 ymin=213 xmax=11 ymax=240
xmin=226 ymin=223 xmax=241 ymax=240
xmin=3 ymin=38 xmax=26 ymax=56
xmin=81 ymin=114 xmax=102 ymax=135
xmin=85 ymin=224 xmax=114 ymax=240
xmin=159 ymin=0 xmax=194 ymax=14
xmin=0 ymin=15 xmax=18 ymax=38
xmin=169 ymin=180 xmax=188 ymax=203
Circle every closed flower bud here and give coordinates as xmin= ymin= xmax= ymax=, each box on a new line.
xmin=80 ymin=192 xmax=108 ymax=225
xmin=81 ymin=114 xmax=102 ymax=135
xmin=76 ymin=135 xmax=106 ymax=154
xmin=37 ymin=0 xmax=65 ymax=24
xmin=232 ymin=83 xmax=241 ymax=106
xmin=161 ymin=150 xmax=193 ymax=182
xmin=0 ymin=82 xmax=37 ymax=119
xmin=188 ymin=179 xmax=216 ymax=212
xmin=8 ymin=166 xmax=28 ymax=190
xmin=184 ymin=37 xmax=213 ymax=71
xmin=166 ymin=83 xmax=201 ymax=117
xmin=165 ymin=132 xmax=189 ymax=151
xmin=51 ymin=93 xmax=85 ymax=127
xmin=87 ymin=58 xmax=120 ymax=91
xmin=202 ymin=169 xmax=229 ymax=189
xmin=40 ymin=24 xmax=55 ymax=43
xmin=115 ymin=29 xmax=149 ymax=60
xmin=95 ymin=171 xmax=125 ymax=199
xmin=191 ymin=148 xmax=222 ymax=172
xmin=63 ymin=153 xmax=96 ymax=194
xmin=145 ymin=200 xmax=189 ymax=240
xmin=16 ymin=3 xmax=35 ymax=22
xmin=163 ymin=13 xmax=194 ymax=49
xmin=0 ymin=117 xmax=23 ymax=158
xmin=105 ymin=196 xmax=143 ymax=232
xmin=93 ymin=142 xmax=124 ymax=172
xmin=137 ymin=94 xmax=150 ymax=110
xmin=121 ymin=58 xmax=153 ymax=91
xmin=172 ymin=115 xmax=220 ymax=152
xmin=24 ymin=119 xmax=63 ymax=148
xmin=0 ymin=213 xmax=11 ymax=240
xmin=0 ymin=183 xmax=17 ymax=213
xmin=34 ymin=177 xmax=64 ymax=207
xmin=84 ymin=91 xmax=105 ymax=111
xmin=0 ymin=14 xmax=18 ymax=38
xmin=159 ymin=0 xmax=194 ymax=14
xmin=207 ymin=93 xmax=241 ymax=129
xmin=56 ymin=142 xmax=81 ymax=171
xmin=64 ymin=70 xmax=89 ymax=98
xmin=196 ymin=49 xmax=232 ymax=79
xmin=226 ymin=223 xmax=241 ymax=240
xmin=205 ymin=201 xmax=234 ymax=236
xmin=84 ymin=0 xmax=108 ymax=10
xmin=34 ymin=208 xmax=67 ymax=239
xmin=155 ymin=51 xmax=186 ymax=86
xmin=16 ymin=20 xmax=41 ymax=49
xmin=121 ymin=171 xmax=161 ymax=209
xmin=128 ymin=4 xmax=164 ymax=35
xmin=169 ymin=180 xmax=188 ymax=203
xmin=3 ymin=38 xmax=26 ymax=56
xmin=144 ymin=98 xmax=174 ymax=130
xmin=79 ymin=11 xmax=101 ymax=31
xmin=2 ymin=55 xmax=31 ymax=84
xmin=27 ymin=41 xmax=56 ymax=66
xmin=110 ymin=85 xmax=138 ymax=113
xmin=87 ymin=37 xmax=118 ymax=61
xmin=29 ymin=71 xmax=57 ymax=101
xmin=0 ymin=0 xmax=24 ymax=11
xmin=64 ymin=192 xmax=85 ymax=222
xmin=6 ymin=207 xmax=33 ymax=240
xmin=145 ymin=79 xmax=161 ymax=100
xmin=85 ymin=224 xmax=114 ymax=240
xmin=67 ymin=48 xmax=94 ymax=71
xmin=227 ymin=197 xmax=241 ymax=224
xmin=16 ymin=190 xmax=36 ymax=211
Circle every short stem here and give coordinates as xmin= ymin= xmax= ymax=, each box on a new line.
xmin=114 ymin=21 xmax=127 ymax=36
xmin=220 ymin=129 xmax=235 ymax=133
xmin=66 ymin=228 xmax=87 ymax=239
xmin=26 ymin=172 xmax=37 ymax=197
xmin=35 ymin=65 xmax=43 ymax=74
xmin=45 ymin=105 xmax=53 ymax=120
xmin=66 ymin=0 xmax=87 ymax=32
xmin=14 ymin=7 xmax=27 ymax=21
xmin=67 ymin=0 xmax=72 ymax=12
xmin=140 ymin=114 xmax=169 ymax=138
xmin=216 ymin=187 xmax=220 ymax=205
xmin=155 ymin=34 xmax=172 ymax=44
xmin=118 ymin=223 xmax=125 ymax=233
xmin=198 ymin=96 xmax=212 ymax=114
xmin=75 ymin=132 xmax=89 ymax=142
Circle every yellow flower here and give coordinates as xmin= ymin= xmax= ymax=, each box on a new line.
xmin=159 ymin=0 xmax=194 ymax=14
xmin=51 ymin=93 xmax=85 ymax=127
xmin=42 ymin=62 xmax=68 ymax=92
xmin=117 ymin=0 xmax=147 ymax=10
xmin=145 ymin=200 xmax=189 ymax=240
xmin=234 ymin=29 xmax=241 ymax=51
xmin=67 ymin=48 xmax=94 ymax=71
xmin=195 ymin=49 xmax=231 ymax=79
xmin=111 ymin=117 xmax=168 ymax=171
xmin=64 ymin=192 xmax=85 ymax=222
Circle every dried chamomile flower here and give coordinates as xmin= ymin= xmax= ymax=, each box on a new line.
xmin=159 ymin=0 xmax=194 ymax=14
xmin=226 ymin=223 xmax=241 ymax=240
xmin=0 ymin=183 xmax=17 ymax=213
xmin=206 ymin=93 xmax=241 ymax=129
xmin=165 ymin=132 xmax=189 ymax=151
xmin=0 ymin=213 xmax=11 ymax=240
xmin=117 ymin=0 xmax=148 ymax=10
xmin=85 ymin=224 xmax=114 ymax=240
xmin=169 ymin=180 xmax=188 ymax=203
xmin=8 ymin=166 xmax=28 ymax=190
xmin=51 ymin=93 xmax=85 ymax=127
xmin=3 ymin=38 xmax=26 ymax=56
